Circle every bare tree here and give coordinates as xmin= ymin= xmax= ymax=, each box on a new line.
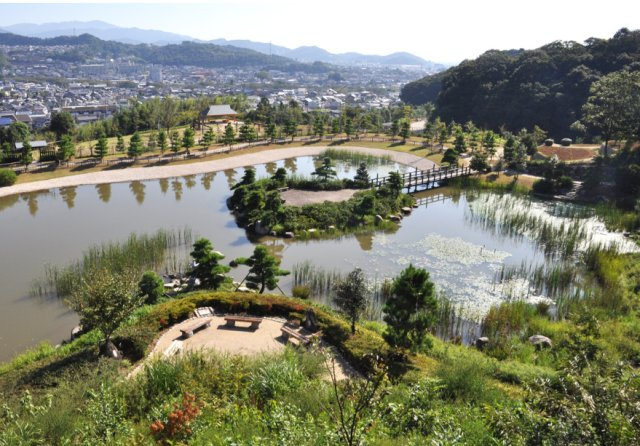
xmin=324 ymin=353 xmax=388 ymax=446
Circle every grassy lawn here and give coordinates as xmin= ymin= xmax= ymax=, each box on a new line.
xmin=479 ymin=172 xmax=538 ymax=190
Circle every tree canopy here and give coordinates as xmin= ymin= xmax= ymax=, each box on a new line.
xmin=401 ymin=29 xmax=640 ymax=137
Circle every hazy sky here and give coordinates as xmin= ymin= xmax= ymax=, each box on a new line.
xmin=1 ymin=1 xmax=639 ymax=64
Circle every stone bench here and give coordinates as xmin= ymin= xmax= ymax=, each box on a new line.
xmin=280 ymin=325 xmax=314 ymax=347
xmin=180 ymin=317 xmax=212 ymax=338
xmin=224 ymin=315 xmax=263 ymax=329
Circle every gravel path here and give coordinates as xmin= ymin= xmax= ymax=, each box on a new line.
xmin=0 ymin=146 xmax=436 ymax=198
xmin=281 ymin=188 xmax=361 ymax=206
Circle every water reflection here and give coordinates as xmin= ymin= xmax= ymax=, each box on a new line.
xmin=224 ymin=169 xmax=236 ymax=188
xmin=355 ymin=233 xmax=373 ymax=251
xmin=171 ymin=178 xmax=183 ymax=201
xmin=159 ymin=178 xmax=169 ymax=194
xmin=59 ymin=187 xmax=77 ymax=209
xmin=284 ymin=157 xmax=297 ymax=173
xmin=184 ymin=175 xmax=196 ymax=189
xmin=0 ymin=194 xmax=19 ymax=212
xmin=96 ymin=183 xmax=111 ymax=203
xmin=129 ymin=181 xmax=146 ymax=205
xmin=201 ymin=172 xmax=215 ymax=190
xmin=265 ymin=162 xmax=277 ymax=176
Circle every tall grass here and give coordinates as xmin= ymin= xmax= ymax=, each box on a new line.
xmin=291 ymin=261 xmax=391 ymax=320
xmin=31 ymin=228 xmax=193 ymax=299
xmin=465 ymin=194 xmax=626 ymax=260
xmin=320 ymin=148 xmax=392 ymax=165
xmin=292 ymin=261 xmax=480 ymax=340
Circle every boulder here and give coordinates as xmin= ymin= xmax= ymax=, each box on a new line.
xmin=375 ymin=214 xmax=384 ymax=223
xmin=307 ymin=228 xmax=317 ymax=234
xmin=303 ymin=308 xmax=320 ymax=332
xmin=401 ymin=207 xmax=412 ymax=214
xmin=528 ymin=334 xmax=552 ymax=349
xmin=284 ymin=231 xmax=295 ymax=238
xmin=237 ymin=286 xmax=256 ymax=293
xmin=254 ymin=220 xmax=270 ymax=235
xmin=475 ymin=337 xmax=489 ymax=350
xmin=327 ymin=225 xmax=336 ymax=230
xmin=70 ymin=325 xmax=84 ymax=341
xmin=101 ymin=340 xmax=122 ymax=359
xmin=389 ymin=215 xmax=402 ymax=223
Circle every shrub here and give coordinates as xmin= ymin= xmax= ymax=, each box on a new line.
xmin=249 ymin=350 xmax=305 ymax=402
xmin=556 ymin=175 xmax=574 ymax=189
xmin=544 ymin=138 xmax=554 ymax=146
xmin=436 ymin=355 xmax=494 ymax=403
xmin=291 ymin=285 xmax=311 ymax=299
xmin=532 ymin=178 xmax=555 ymax=194
xmin=0 ymin=168 xmax=17 ymax=187
xmin=560 ymin=138 xmax=572 ymax=147
xmin=139 ymin=271 xmax=165 ymax=304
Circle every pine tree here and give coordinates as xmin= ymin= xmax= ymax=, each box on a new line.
xmin=57 ymin=135 xmax=75 ymax=162
xmin=189 ymin=238 xmax=230 ymax=290
xmin=20 ymin=140 xmax=33 ymax=169
xmin=311 ymin=157 xmax=337 ymax=182
xmin=266 ymin=122 xmax=277 ymax=142
xmin=170 ymin=130 xmax=180 ymax=153
xmin=400 ymin=120 xmax=411 ymax=143
xmin=95 ymin=133 xmax=109 ymax=159
xmin=237 ymin=245 xmax=289 ymax=293
xmin=182 ymin=127 xmax=195 ymax=154
xmin=383 ymin=265 xmax=438 ymax=351
xmin=333 ymin=268 xmax=369 ymax=334
xmin=115 ymin=135 xmax=125 ymax=153
xmin=313 ymin=115 xmax=325 ymax=138
xmin=223 ymin=124 xmax=236 ymax=145
xmin=128 ymin=132 xmax=143 ymax=159
xmin=157 ymin=130 xmax=168 ymax=153
xmin=354 ymin=163 xmax=370 ymax=188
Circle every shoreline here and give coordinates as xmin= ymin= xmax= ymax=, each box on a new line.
xmin=0 ymin=146 xmax=437 ymax=198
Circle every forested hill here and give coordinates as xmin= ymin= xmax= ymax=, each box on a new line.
xmin=400 ymin=28 xmax=640 ymax=136
xmin=0 ymin=32 xmax=330 ymax=72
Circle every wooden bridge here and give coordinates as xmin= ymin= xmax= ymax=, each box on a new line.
xmin=370 ymin=166 xmax=473 ymax=192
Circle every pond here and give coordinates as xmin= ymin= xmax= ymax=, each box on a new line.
xmin=0 ymin=155 xmax=633 ymax=361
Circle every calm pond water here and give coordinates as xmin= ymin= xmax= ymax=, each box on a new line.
xmin=0 ymin=155 xmax=632 ymax=361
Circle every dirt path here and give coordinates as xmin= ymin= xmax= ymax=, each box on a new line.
xmin=0 ymin=146 xmax=436 ymax=198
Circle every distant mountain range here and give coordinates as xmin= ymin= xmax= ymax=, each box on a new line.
xmin=0 ymin=20 xmax=443 ymax=70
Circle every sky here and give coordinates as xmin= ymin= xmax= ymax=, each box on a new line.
xmin=1 ymin=1 xmax=639 ymax=64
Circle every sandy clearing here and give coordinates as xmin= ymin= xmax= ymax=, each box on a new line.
xmin=0 ymin=146 xmax=436 ymax=198
xmin=143 ymin=314 xmax=354 ymax=380
xmin=281 ymin=188 xmax=360 ymax=206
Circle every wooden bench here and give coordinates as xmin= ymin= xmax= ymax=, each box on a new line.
xmin=180 ymin=318 xmax=212 ymax=338
xmin=280 ymin=325 xmax=313 ymax=347
xmin=224 ymin=315 xmax=263 ymax=329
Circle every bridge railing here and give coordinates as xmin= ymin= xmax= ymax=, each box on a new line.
xmin=369 ymin=166 xmax=472 ymax=189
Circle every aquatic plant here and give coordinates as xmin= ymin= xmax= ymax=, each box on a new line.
xmin=32 ymin=228 xmax=193 ymax=299
xmin=320 ymin=148 xmax=392 ymax=165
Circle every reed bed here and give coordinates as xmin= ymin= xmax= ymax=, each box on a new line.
xmin=320 ymin=148 xmax=392 ymax=165
xmin=292 ymin=261 xmax=481 ymax=341
xmin=465 ymin=194 xmax=627 ymax=260
xmin=31 ymin=228 xmax=193 ymax=299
